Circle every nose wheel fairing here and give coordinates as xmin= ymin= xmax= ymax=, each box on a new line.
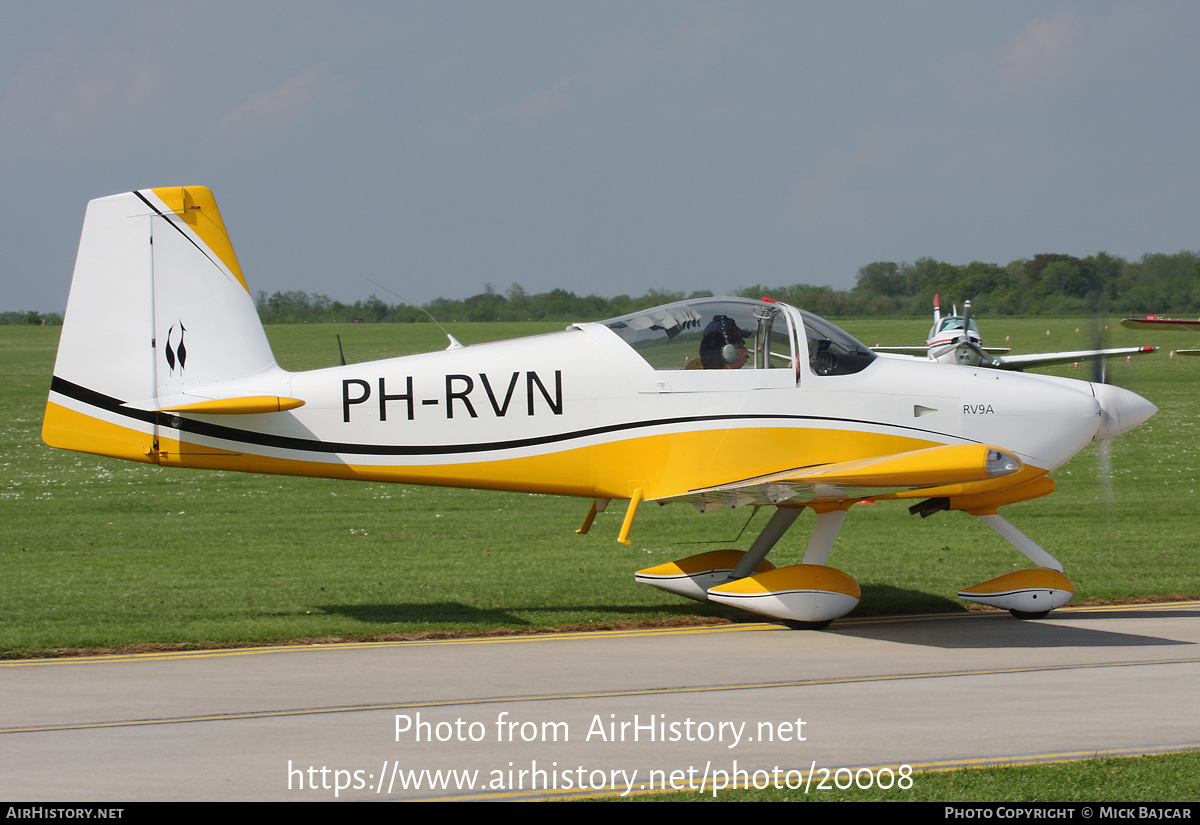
xmin=957 ymin=569 xmax=1075 ymax=618
xmin=954 ymin=512 xmax=1074 ymax=617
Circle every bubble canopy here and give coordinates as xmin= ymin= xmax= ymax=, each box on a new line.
xmin=599 ymin=297 xmax=875 ymax=377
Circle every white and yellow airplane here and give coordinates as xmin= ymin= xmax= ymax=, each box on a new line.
xmin=874 ymin=294 xmax=1157 ymax=369
xmin=43 ymin=188 xmax=1159 ymax=628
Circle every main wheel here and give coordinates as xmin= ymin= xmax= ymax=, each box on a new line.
xmin=1009 ymin=609 xmax=1051 ymax=620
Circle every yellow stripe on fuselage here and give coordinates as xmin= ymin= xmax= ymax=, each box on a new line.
xmin=42 ymin=401 xmax=157 ymax=464
xmin=152 ymin=424 xmax=940 ymax=500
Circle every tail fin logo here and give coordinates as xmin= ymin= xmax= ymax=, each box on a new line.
xmin=165 ymin=322 xmax=188 ymax=374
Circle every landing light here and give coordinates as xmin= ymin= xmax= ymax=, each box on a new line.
xmin=987 ymin=449 xmax=1019 ymax=476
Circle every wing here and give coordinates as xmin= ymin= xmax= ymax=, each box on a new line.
xmin=870 ymin=345 xmax=1010 ymax=356
xmin=653 ymin=443 xmax=1022 ymax=511
xmin=989 ymin=346 xmax=1156 ymax=370
xmin=1122 ymin=317 xmax=1200 ymax=330
xmin=869 ymin=346 xmax=932 ymax=355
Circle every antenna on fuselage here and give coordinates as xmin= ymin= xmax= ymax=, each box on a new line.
xmin=325 ymin=302 xmax=348 ymax=366
xmin=366 ymin=278 xmax=464 ymax=350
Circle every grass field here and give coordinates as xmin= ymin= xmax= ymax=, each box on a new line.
xmin=1 ymin=316 xmax=1196 ymax=656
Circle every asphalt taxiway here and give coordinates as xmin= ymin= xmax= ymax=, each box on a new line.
xmin=3 ymin=602 xmax=1198 ymax=801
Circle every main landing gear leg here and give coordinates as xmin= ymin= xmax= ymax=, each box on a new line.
xmin=801 ymin=507 xmax=848 ymax=566
xmin=634 ymin=504 xmax=863 ymax=629
xmin=767 ymin=506 xmax=854 ymax=629
xmin=728 ymin=506 xmax=803 ymax=580
xmin=633 ymin=506 xmax=802 ymax=602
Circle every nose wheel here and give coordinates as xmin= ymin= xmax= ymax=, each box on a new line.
xmin=781 ymin=619 xmax=834 ymax=630
xmin=1009 ymin=609 xmax=1051 ymax=620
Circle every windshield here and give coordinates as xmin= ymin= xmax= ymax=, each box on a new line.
xmin=938 ymin=317 xmax=981 ymax=335
xmin=796 ymin=309 xmax=876 ymax=376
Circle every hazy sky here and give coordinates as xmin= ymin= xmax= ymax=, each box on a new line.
xmin=4 ymin=1 xmax=1198 ymax=313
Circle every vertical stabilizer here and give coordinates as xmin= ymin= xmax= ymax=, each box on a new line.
xmin=44 ymin=187 xmax=278 ymax=461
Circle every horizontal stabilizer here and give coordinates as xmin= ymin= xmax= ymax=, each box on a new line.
xmin=154 ymin=396 xmax=305 ymax=415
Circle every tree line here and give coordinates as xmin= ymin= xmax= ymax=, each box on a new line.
xmin=7 ymin=250 xmax=1196 ymax=325
xmin=825 ymin=251 xmax=1200 ymax=317
xmin=253 ymin=285 xmax=718 ymax=324
xmin=1 ymin=311 xmax=61 ymax=325
xmin=252 ymin=250 xmax=1199 ymax=324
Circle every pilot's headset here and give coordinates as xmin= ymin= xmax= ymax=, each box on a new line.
xmin=707 ymin=315 xmax=744 ymax=364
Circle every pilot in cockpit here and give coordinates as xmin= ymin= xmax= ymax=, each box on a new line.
xmin=696 ymin=315 xmax=749 ymax=370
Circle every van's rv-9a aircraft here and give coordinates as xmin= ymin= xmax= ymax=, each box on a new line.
xmin=873 ymin=294 xmax=1157 ymax=370
xmin=43 ymin=188 xmax=1159 ymax=628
